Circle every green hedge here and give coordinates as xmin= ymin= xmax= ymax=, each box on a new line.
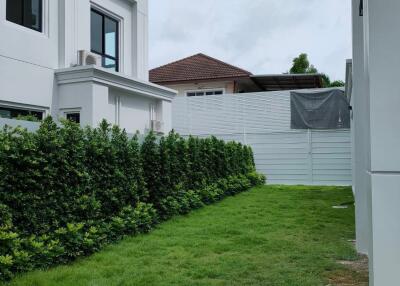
xmin=0 ymin=117 xmax=265 ymax=280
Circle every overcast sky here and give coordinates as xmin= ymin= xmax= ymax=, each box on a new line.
xmin=148 ymin=0 xmax=352 ymax=81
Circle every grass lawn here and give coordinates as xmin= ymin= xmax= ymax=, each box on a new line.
xmin=4 ymin=185 xmax=365 ymax=286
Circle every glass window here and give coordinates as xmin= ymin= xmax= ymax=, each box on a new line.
xmin=90 ymin=11 xmax=103 ymax=54
xmin=6 ymin=0 xmax=42 ymax=32
xmin=0 ymin=106 xmax=43 ymax=120
xmin=66 ymin=113 xmax=80 ymax=124
xmin=105 ymin=18 xmax=117 ymax=58
xmin=91 ymin=9 xmax=119 ymax=72
xmin=186 ymin=90 xmax=224 ymax=97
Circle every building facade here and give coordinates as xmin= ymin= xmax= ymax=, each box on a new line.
xmin=352 ymin=0 xmax=400 ymax=285
xmin=0 ymin=0 xmax=176 ymax=134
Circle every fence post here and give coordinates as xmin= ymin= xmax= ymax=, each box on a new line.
xmin=308 ymin=129 xmax=314 ymax=185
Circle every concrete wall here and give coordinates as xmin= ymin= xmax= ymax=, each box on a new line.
xmin=352 ymin=0 xmax=400 ymax=284
xmin=173 ymin=90 xmax=352 ymax=186
xmin=164 ymin=80 xmax=236 ymax=97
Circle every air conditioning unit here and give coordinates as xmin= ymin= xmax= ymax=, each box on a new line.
xmin=78 ymin=50 xmax=101 ymax=67
xmin=150 ymin=120 xmax=163 ymax=133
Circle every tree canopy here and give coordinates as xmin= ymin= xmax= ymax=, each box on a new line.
xmin=289 ymin=53 xmax=344 ymax=88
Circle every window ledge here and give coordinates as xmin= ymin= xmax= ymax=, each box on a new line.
xmin=55 ymin=66 xmax=177 ymax=101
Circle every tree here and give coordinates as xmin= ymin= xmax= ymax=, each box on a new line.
xmin=289 ymin=53 xmax=318 ymax=74
xmin=289 ymin=53 xmax=344 ymax=88
xmin=330 ymin=80 xmax=345 ymax=87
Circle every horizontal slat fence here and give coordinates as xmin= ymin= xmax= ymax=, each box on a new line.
xmin=172 ymin=90 xmax=352 ymax=186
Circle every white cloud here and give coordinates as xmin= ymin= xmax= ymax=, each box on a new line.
xmin=149 ymin=0 xmax=352 ymax=81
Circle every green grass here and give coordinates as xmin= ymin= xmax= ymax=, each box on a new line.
xmin=4 ymin=185 xmax=358 ymax=286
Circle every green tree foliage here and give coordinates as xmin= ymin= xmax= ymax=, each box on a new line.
xmin=289 ymin=53 xmax=345 ymax=88
xmin=0 ymin=119 xmax=265 ymax=280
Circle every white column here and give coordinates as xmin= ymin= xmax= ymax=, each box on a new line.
xmin=132 ymin=0 xmax=149 ymax=81
xmin=363 ymin=0 xmax=400 ymax=284
xmin=351 ymin=0 xmax=371 ymax=255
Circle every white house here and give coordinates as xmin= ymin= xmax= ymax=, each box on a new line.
xmin=351 ymin=0 xmax=400 ymax=285
xmin=0 ymin=0 xmax=176 ymax=134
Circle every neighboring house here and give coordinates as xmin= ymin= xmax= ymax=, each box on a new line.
xmin=0 ymin=0 xmax=176 ymax=134
xmin=149 ymin=53 xmax=323 ymax=96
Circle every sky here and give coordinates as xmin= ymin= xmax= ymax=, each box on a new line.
xmin=148 ymin=0 xmax=352 ymax=81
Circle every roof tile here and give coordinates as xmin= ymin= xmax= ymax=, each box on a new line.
xmin=150 ymin=53 xmax=252 ymax=84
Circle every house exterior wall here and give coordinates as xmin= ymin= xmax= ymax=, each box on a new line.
xmin=0 ymin=0 xmax=174 ymax=134
xmin=352 ymin=0 xmax=400 ymax=284
xmin=163 ymin=80 xmax=236 ymax=97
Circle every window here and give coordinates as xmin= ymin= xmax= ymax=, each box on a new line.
xmin=6 ymin=0 xmax=43 ymax=32
xmin=0 ymin=106 xmax=43 ymax=120
xmin=91 ymin=9 xmax=119 ymax=72
xmin=186 ymin=90 xmax=224 ymax=97
xmin=66 ymin=113 xmax=80 ymax=124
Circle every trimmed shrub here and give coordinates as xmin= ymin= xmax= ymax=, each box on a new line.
xmin=0 ymin=118 xmax=264 ymax=280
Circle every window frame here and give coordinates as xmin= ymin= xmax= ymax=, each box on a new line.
xmin=90 ymin=8 xmax=120 ymax=72
xmin=6 ymin=0 xmax=43 ymax=32
xmin=186 ymin=89 xmax=225 ymax=97
xmin=65 ymin=112 xmax=81 ymax=124
xmin=0 ymin=105 xmax=44 ymax=120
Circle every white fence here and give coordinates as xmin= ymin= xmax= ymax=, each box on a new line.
xmin=172 ymin=90 xmax=352 ymax=186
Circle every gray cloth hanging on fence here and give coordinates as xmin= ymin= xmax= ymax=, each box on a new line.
xmin=290 ymin=89 xmax=350 ymax=129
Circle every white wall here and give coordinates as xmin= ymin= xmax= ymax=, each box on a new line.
xmin=58 ymin=82 xmax=94 ymax=125
xmin=0 ymin=0 xmax=59 ymax=110
xmin=111 ymin=88 xmax=158 ymax=134
xmin=164 ymin=80 xmax=236 ymax=97
xmin=352 ymin=0 xmax=400 ymax=284
xmin=351 ymin=0 xmax=371 ymax=256
xmin=173 ymin=90 xmax=352 ymax=186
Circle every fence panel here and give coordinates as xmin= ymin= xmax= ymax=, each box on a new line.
xmin=173 ymin=90 xmax=352 ymax=186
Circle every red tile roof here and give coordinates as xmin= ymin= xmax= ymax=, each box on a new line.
xmin=149 ymin=53 xmax=252 ymax=84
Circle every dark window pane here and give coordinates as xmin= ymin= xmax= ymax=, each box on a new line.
xmin=187 ymin=92 xmax=196 ymax=97
xmin=66 ymin=113 xmax=80 ymax=123
xmin=0 ymin=107 xmax=43 ymax=120
xmin=105 ymin=18 xmax=117 ymax=57
xmin=206 ymin=92 xmax=213 ymax=95
xmin=91 ymin=11 xmax=103 ymax=54
xmin=91 ymin=10 xmax=119 ymax=72
xmin=24 ymin=0 xmax=42 ymax=31
xmin=6 ymin=0 xmax=23 ymax=26
xmin=103 ymin=57 xmax=116 ymax=71
xmin=214 ymin=91 xmax=223 ymax=95
xmin=195 ymin=92 xmax=204 ymax=96
xmin=0 ymin=109 xmax=12 ymax=119
xmin=6 ymin=0 xmax=42 ymax=31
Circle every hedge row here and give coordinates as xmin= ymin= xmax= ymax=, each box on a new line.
xmin=0 ymin=118 xmax=265 ymax=280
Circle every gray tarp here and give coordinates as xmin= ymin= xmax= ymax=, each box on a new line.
xmin=290 ymin=89 xmax=350 ymax=129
